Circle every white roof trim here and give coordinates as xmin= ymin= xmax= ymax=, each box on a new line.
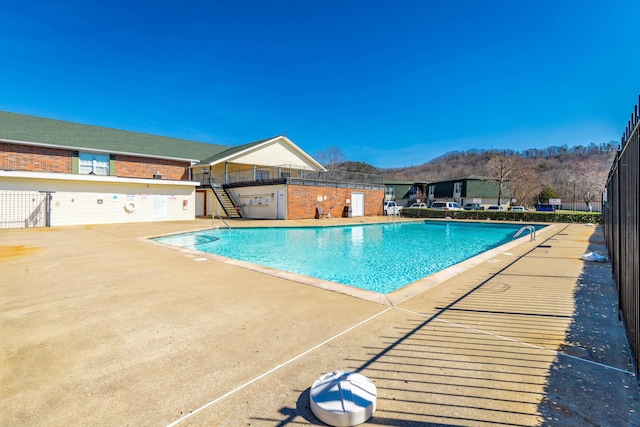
xmin=0 ymin=170 xmax=199 ymax=186
xmin=0 ymin=138 xmax=199 ymax=163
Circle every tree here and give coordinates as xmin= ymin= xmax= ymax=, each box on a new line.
xmin=314 ymin=146 xmax=345 ymax=170
xmin=572 ymin=158 xmax=609 ymax=210
xmin=484 ymin=152 xmax=518 ymax=205
xmin=314 ymin=146 xmax=345 ymax=180
xmin=538 ymin=186 xmax=558 ymax=203
xmin=508 ymin=158 xmax=543 ymax=207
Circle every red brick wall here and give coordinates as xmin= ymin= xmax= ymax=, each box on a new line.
xmin=0 ymin=142 xmax=72 ymax=173
xmin=0 ymin=142 xmax=190 ymax=180
xmin=287 ymin=184 xmax=384 ymax=219
xmin=114 ymin=155 xmax=190 ymax=180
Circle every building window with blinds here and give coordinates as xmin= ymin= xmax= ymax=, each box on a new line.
xmin=78 ymin=153 xmax=110 ymax=175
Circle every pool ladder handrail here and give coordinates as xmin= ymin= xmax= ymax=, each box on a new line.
xmin=513 ymin=226 xmax=536 ymax=241
xmin=212 ymin=211 xmax=231 ymax=230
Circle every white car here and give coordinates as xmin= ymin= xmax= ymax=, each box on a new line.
xmin=430 ymin=201 xmax=463 ymax=211
xmin=510 ymin=206 xmax=527 ymax=212
xmin=409 ymin=203 xmax=427 ymax=208
xmin=383 ymin=201 xmax=402 ymax=215
xmin=487 ymin=205 xmax=504 ymax=211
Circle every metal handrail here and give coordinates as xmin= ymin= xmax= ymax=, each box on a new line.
xmin=212 ymin=211 xmax=230 ymax=230
xmin=513 ymin=226 xmax=536 ymax=241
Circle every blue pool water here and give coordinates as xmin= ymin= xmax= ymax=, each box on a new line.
xmin=154 ymin=221 xmax=541 ymax=294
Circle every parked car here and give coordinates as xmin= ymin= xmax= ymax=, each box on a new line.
xmin=383 ymin=201 xmax=402 ymax=215
xmin=463 ymin=203 xmax=485 ymax=210
xmin=509 ymin=206 xmax=527 ymax=212
xmin=535 ymin=204 xmax=555 ymax=212
xmin=487 ymin=205 xmax=504 ymax=211
xmin=430 ymin=201 xmax=463 ymax=211
xmin=409 ymin=203 xmax=427 ymax=208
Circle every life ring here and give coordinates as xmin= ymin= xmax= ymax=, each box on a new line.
xmin=124 ymin=202 xmax=136 ymax=213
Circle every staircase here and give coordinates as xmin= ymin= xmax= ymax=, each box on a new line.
xmin=212 ymin=186 xmax=242 ymax=219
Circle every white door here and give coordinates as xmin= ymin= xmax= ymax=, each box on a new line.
xmin=351 ymin=192 xmax=364 ymax=217
xmin=276 ymin=190 xmax=286 ymax=219
xmin=195 ymin=191 xmax=205 ymax=216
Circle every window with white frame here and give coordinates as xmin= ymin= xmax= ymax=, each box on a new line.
xmin=79 ymin=152 xmax=110 ymax=175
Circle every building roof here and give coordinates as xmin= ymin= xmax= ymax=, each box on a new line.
xmin=0 ymin=110 xmax=228 ymax=162
xmin=383 ymin=179 xmax=416 ymax=185
xmin=198 ymin=135 xmax=325 ymax=171
xmin=198 ymin=137 xmax=278 ymax=164
xmin=428 ymin=175 xmax=509 ymax=184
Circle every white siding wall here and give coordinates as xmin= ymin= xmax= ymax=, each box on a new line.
xmin=234 ymin=141 xmax=317 ymax=169
xmin=1 ymin=174 xmax=195 ymax=226
xmin=228 ymin=184 xmax=285 ymax=219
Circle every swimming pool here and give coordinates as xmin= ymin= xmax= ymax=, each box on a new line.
xmin=154 ymin=221 xmax=542 ymax=294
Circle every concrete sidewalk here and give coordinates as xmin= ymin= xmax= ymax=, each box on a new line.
xmin=1 ymin=219 xmax=638 ymax=426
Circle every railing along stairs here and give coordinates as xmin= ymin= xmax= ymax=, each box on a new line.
xmin=211 ymin=184 xmax=242 ymax=219
xmin=513 ymin=226 xmax=536 ymax=241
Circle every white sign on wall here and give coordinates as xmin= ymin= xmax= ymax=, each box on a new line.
xmin=549 ymin=198 xmax=562 ymax=205
xmin=152 ymin=195 xmax=167 ymax=217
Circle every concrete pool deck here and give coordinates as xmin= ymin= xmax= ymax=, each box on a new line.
xmin=1 ymin=217 xmax=638 ymax=426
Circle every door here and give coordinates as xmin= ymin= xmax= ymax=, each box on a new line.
xmin=195 ymin=191 xmax=205 ymax=216
xmin=351 ymin=192 xmax=364 ymax=217
xmin=276 ymin=190 xmax=286 ymax=219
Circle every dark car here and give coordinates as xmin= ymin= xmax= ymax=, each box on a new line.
xmin=463 ymin=203 xmax=485 ymax=210
xmin=536 ymin=204 xmax=555 ymax=212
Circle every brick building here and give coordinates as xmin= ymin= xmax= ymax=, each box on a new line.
xmin=1 ymin=111 xmax=384 ymax=228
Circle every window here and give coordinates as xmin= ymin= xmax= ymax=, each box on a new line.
xmin=255 ymin=170 xmax=269 ymax=180
xmin=385 ymin=186 xmax=395 ymax=197
xmin=79 ymin=153 xmax=109 ymax=175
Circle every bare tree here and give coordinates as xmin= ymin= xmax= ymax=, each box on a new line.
xmin=508 ymin=158 xmax=543 ymax=207
xmin=484 ymin=152 xmax=519 ymax=205
xmin=315 ymin=146 xmax=344 ymax=169
xmin=314 ymin=146 xmax=345 ymax=180
xmin=572 ymin=158 xmax=609 ymax=210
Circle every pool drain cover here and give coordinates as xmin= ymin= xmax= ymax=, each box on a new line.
xmin=310 ymin=371 xmax=377 ymax=427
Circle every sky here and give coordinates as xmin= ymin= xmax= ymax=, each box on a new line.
xmin=1 ymin=1 xmax=638 ymax=168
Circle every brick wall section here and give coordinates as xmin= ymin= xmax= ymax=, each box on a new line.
xmin=1 ymin=142 xmax=190 ymax=180
xmin=287 ymin=184 xmax=384 ymax=219
xmin=1 ymin=142 xmax=72 ymax=173
xmin=114 ymin=155 xmax=190 ymax=180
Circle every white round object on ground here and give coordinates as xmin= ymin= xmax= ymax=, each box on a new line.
xmin=310 ymin=371 xmax=377 ymax=427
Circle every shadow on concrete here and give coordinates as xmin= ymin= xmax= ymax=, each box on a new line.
xmin=266 ymin=225 xmax=639 ymax=426
xmin=537 ymin=228 xmax=640 ymax=426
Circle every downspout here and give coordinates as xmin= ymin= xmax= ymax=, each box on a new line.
xmin=224 ymin=162 xmax=229 ymax=184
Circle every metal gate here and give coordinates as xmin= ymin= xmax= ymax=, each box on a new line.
xmin=0 ymin=190 xmax=51 ymax=229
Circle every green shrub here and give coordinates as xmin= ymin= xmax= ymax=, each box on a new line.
xmin=401 ymin=208 xmax=601 ymax=224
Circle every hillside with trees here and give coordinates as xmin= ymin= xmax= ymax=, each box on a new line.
xmin=317 ymin=142 xmax=618 ymax=207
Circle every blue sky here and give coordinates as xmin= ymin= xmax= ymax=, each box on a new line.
xmin=1 ymin=1 xmax=638 ymax=167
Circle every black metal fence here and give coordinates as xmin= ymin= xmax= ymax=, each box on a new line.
xmin=603 ymin=94 xmax=640 ymax=376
